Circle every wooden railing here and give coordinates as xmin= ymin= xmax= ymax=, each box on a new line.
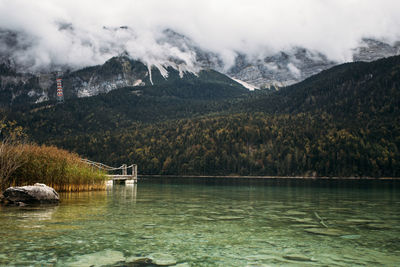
xmin=81 ymin=159 xmax=137 ymax=178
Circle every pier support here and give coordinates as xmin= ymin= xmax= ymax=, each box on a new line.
xmin=132 ymin=165 xmax=138 ymax=179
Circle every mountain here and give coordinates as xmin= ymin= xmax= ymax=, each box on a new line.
xmin=241 ymin=54 xmax=400 ymax=122
xmin=4 ymin=55 xmax=400 ymax=177
xmin=226 ymin=48 xmax=336 ymax=89
xmin=0 ymin=55 xmax=248 ymax=106
xmin=353 ymin=38 xmax=400 ymax=62
xmin=153 ymin=29 xmax=400 ymax=89
xmin=1 ymin=26 xmax=400 ymax=97
xmin=224 ymin=38 xmax=400 ymax=89
xmin=4 ymin=59 xmax=248 ymax=143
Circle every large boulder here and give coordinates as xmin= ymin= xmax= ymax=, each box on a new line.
xmin=3 ymin=183 xmax=59 ymax=204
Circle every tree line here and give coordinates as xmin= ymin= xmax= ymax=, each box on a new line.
xmin=50 ymin=112 xmax=400 ymax=177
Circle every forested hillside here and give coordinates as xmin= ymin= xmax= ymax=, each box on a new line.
xmin=4 ymin=55 xmax=400 ymax=177
xmin=49 ymin=112 xmax=399 ymax=177
xmin=241 ymin=56 xmax=400 ymax=125
xmin=6 ymin=72 xmax=247 ymax=142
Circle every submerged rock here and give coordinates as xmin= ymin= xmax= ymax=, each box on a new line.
xmin=340 ymin=234 xmax=362 ymax=239
xmin=283 ymin=254 xmax=313 ymax=262
xmin=215 ymin=216 xmax=245 ymax=220
xmin=345 ymin=219 xmax=379 ymax=224
xmin=197 ymin=216 xmax=216 ymax=221
xmin=125 ymin=256 xmax=153 ymax=265
xmin=286 ymin=210 xmax=307 ymax=216
xmin=3 ymin=183 xmax=59 ymax=204
xmin=366 ymin=223 xmax=391 ymax=230
xmin=304 ymin=228 xmax=349 ymax=236
xmin=140 ymin=235 xmax=154 ymax=239
xmin=292 ymin=224 xmax=319 ymax=228
xmin=148 ymin=253 xmax=177 ymax=266
xmin=66 ymin=250 xmax=124 ymax=267
xmin=125 ymin=253 xmax=177 ymax=266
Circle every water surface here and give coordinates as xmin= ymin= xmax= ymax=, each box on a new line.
xmin=1 ymin=178 xmax=399 ymax=266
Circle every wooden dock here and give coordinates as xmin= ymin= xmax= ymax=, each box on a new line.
xmin=106 ymin=174 xmax=137 ymax=185
xmin=81 ymin=159 xmax=138 ymax=185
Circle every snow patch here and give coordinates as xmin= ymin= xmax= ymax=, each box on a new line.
xmin=35 ymin=93 xmax=49 ymax=103
xmin=178 ymin=66 xmax=184 ymax=78
xmin=178 ymin=63 xmax=199 ymax=78
xmin=27 ymin=90 xmax=36 ymax=97
xmin=230 ymin=77 xmax=258 ymax=91
xmin=146 ymin=61 xmax=200 ymax=84
xmin=27 ymin=89 xmax=49 ymax=103
xmin=265 ymin=62 xmax=279 ymax=71
xmin=287 ymin=63 xmax=301 ymax=78
xmin=147 ymin=65 xmax=153 ymax=85
xmin=133 ymin=79 xmax=143 ymax=86
xmin=154 ymin=63 xmax=169 ymax=79
xmin=78 ymin=88 xmax=93 ymax=98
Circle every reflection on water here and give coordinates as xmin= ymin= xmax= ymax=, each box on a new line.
xmin=0 ymin=179 xmax=399 ymax=266
xmin=107 ymin=183 xmax=137 ymax=203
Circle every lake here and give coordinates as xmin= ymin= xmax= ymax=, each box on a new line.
xmin=0 ymin=178 xmax=399 ymax=266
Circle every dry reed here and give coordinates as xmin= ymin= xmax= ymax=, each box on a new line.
xmin=2 ymin=144 xmax=107 ymax=192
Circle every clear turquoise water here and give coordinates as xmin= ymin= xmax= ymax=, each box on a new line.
xmin=0 ymin=178 xmax=399 ymax=266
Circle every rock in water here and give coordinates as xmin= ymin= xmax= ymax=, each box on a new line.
xmin=147 ymin=253 xmax=177 ymax=266
xmin=3 ymin=183 xmax=59 ymax=204
xmin=65 ymin=250 xmax=124 ymax=266
xmin=125 ymin=257 xmax=153 ymax=265
xmin=125 ymin=253 xmax=177 ymax=266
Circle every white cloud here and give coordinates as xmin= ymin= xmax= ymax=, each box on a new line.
xmin=0 ymin=0 xmax=399 ymax=71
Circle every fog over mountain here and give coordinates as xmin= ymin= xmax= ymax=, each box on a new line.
xmin=1 ymin=0 xmax=400 ymax=88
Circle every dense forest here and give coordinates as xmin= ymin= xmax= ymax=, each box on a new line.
xmin=49 ymin=112 xmax=399 ymax=177
xmin=3 ymin=55 xmax=400 ymax=177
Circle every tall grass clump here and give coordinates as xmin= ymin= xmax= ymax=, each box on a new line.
xmin=2 ymin=144 xmax=107 ymax=192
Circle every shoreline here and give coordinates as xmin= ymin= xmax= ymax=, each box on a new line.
xmin=139 ymin=175 xmax=400 ymax=180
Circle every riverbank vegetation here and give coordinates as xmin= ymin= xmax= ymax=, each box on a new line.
xmin=0 ymin=143 xmax=107 ymax=192
xmin=0 ymin=119 xmax=107 ymax=192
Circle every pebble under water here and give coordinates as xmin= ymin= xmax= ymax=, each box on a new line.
xmin=0 ymin=178 xmax=399 ymax=266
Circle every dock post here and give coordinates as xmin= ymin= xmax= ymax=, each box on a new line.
xmin=134 ymin=164 xmax=137 ymax=179
xmin=125 ymin=164 xmax=138 ymax=184
xmin=122 ymin=164 xmax=127 ymax=175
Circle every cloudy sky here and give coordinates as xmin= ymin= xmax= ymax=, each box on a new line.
xmin=1 ymin=0 xmax=400 ymax=70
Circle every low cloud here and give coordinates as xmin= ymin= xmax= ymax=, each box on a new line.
xmin=1 ymin=0 xmax=399 ymax=71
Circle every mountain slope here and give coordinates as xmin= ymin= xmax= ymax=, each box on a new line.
xmin=0 ymin=55 xmax=248 ymax=106
xmin=5 ymin=65 xmax=248 ymax=143
xmin=242 ymin=55 xmax=400 ymax=126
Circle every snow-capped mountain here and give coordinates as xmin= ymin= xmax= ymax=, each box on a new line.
xmin=223 ymin=38 xmax=400 ymax=89
xmin=0 ymin=55 xmax=248 ymax=106
xmin=1 ymin=26 xmax=400 ymax=105
xmin=154 ymin=30 xmax=400 ymax=89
